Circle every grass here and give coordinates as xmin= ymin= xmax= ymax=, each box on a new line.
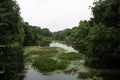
xmin=24 ymin=46 xmax=59 ymax=62
xmin=32 ymin=58 xmax=70 ymax=73
xmin=23 ymin=46 xmax=85 ymax=74
xmin=24 ymin=46 xmax=70 ymax=73
xmin=58 ymin=52 xmax=84 ymax=60
xmin=24 ymin=47 xmax=58 ymax=56
xmin=24 ymin=46 xmax=39 ymax=54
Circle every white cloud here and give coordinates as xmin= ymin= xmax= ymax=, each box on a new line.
xmin=17 ymin=0 xmax=94 ymax=32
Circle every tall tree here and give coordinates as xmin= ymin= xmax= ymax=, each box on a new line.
xmin=0 ymin=0 xmax=24 ymax=80
xmin=0 ymin=0 xmax=21 ymax=44
xmin=86 ymin=0 xmax=120 ymax=68
xmin=92 ymin=0 xmax=120 ymax=27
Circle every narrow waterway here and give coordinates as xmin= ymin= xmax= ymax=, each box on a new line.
xmin=21 ymin=65 xmax=76 ymax=80
xmin=50 ymin=42 xmax=78 ymax=52
xmin=21 ymin=42 xmax=120 ymax=80
xmin=21 ymin=42 xmax=78 ymax=80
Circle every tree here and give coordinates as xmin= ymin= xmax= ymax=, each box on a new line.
xmin=52 ymin=29 xmax=71 ymax=42
xmin=0 ymin=0 xmax=24 ymax=80
xmin=86 ymin=0 xmax=120 ymax=68
xmin=68 ymin=21 xmax=90 ymax=54
xmin=0 ymin=0 xmax=21 ymax=44
xmin=23 ymin=22 xmax=52 ymax=46
xmin=92 ymin=0 xmax=120 ymax=27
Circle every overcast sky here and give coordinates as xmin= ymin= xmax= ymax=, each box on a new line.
xmin=16 ymin=0 xmax=94 ymax=32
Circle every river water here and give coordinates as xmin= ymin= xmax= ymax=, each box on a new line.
xmin=21 ymin=42 xmax=77 ymax=80
xmin=21 ymin=65 xmax=76 ymax=80
xmin=50 ymin=42 xmax=78 ymax=52
xmin=21 ymin=42 xmax=120 ymax=80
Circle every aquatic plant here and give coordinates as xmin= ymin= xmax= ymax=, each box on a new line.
xmin=24 ymin=47 xmax=59 ymax=63
xmin=58 ymin=52 xmax=84 ymax=60
xmin=25 ymin=47 xmax=58 ymax=55
xmin=32 ymin=58 xmax=70 ymax=73
xmin=56 ymin=60 xmax=70 ymax=70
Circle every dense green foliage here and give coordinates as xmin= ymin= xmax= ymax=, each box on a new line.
xmin=23 ymin=22 xmax=52 ymax=46
xmin=53 ymin=0 xmax=120 ymax=68
xmin=67 ymin=21 xmax=91 ymax=54
xmin=0 ymin=0 xmax=24 ymax=80
xmin=1 ymin=0 xmax=120 ymax=79
xmin=92 ymin=0 xmax=120 ymax=27
xmin=86 ymin=25 xmax=120 ymax=68
xmin=32 ymin=58 xmax=70 ymax=73
xmin=53 ymin=29 xmax=71 ymax=42
xmin=86 ymin=0 xmax=120 ymax=68
xmin=58 ymin=52 xmax=84 ymax=60
xmin=0 ymin=45 xmax=24 ymax=80
xmin=0 ymin=0 xmax=21 ymax=44
xmin=0 ymin=0 xmax=52 ymax=80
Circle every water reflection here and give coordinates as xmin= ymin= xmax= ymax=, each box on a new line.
xmin=21 ymin=65 xmax=76 ymax=80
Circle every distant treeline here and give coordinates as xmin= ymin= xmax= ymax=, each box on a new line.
xmin=53 ymin=0 xmax=120 ymax=68
xmin=0 ymin=0 xmax=52 ymax=80
xmin=22 ymin=22 xmax=52 ymax=46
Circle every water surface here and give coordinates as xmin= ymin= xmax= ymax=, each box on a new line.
xmin=22 ymin=65 xmax=76 ymax=80
xmin=21 ymin=42 xmax=77 ymax=80
xmin=50 ymin=42 xmax=77 ymax=52
xmin=21 ymin=42 xmax=120 ymax=80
